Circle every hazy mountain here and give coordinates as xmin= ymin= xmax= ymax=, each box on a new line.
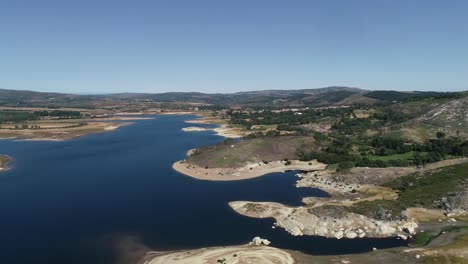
xmin=0 ymin=87 xmax=465 ymax=108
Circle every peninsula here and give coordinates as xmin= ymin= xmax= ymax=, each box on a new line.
xmin=173 ymin=159 xmax=326 ymax=181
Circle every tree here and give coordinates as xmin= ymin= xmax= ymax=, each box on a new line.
xmin=414 ymin=152 xmax=424 ymax=166
xmin=266 ymin=130 xmax=280 ymax=137
xmin=336 ymin=161 xmax=355 ymax=172
xmin=436 ymin=131 xmax=446 ymax=139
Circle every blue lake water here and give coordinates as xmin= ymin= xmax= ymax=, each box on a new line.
xmin=0 ymin=115 xmax=406 ymax=264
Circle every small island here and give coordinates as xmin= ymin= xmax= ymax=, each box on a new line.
xmin=0 ymin=155 xmax=10 ymax=172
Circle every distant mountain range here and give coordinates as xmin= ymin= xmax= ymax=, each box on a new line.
xmin=0 ymin=87 xmax=465 ymax=108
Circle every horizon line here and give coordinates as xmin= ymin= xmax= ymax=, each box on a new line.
xmin=1 ymin=86 xmax=467 ymax=96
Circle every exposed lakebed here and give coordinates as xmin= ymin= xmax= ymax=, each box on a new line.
xmin=0 ymin=115 xmax=405 ymax=264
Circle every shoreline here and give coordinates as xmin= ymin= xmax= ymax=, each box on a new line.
xmin=0 ymin=114 xmax=155 ymax=141
xmin=225 ymin=162 xmax=468 ymax=241
xmin=172 ymin=111 xmax=249 ymax=138
xmin=0 ymin=122 xmax=132 ymax=141
xmin=181 ymin=124 xmax=244 ymax=138
xmin=160 ymin=110 xmax=251 ymax=138
xmin=140 ymin=226 xmax=468 ymax=264
xmin=229 ymin=200 xmax=418 ymax=239
xmin=173 ymin=159 xmax=327 ymax=181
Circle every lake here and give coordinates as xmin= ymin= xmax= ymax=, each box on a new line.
xmin=0 ymin=115 xmax=405 ymax=264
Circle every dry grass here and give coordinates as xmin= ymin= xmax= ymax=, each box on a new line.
xmin=404 ymin=208 xmax=447 ymax=222
xmin=188 ymin=136 xmax=317 ymax=168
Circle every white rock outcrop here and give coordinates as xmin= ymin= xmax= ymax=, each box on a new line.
xmin=249 ymin=236 xmax=271 ymax=246
xmin=230 ymin=201 xmax=419 ymax=239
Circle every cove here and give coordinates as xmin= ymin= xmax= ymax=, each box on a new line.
xmin=0 ymin=115 xmax=406 ymax=264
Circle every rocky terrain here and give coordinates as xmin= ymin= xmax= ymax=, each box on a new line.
xmin=230 ymin=201 xmax=418 ymax=240
xmin=417 ymin=96 xmax=468 ymax=130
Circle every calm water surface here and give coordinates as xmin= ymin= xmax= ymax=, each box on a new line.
xmin=0 ymin=115 xmax=405 ymax=264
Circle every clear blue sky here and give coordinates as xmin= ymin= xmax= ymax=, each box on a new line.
xmin=1 ymin=0 xmax=467 ymax=94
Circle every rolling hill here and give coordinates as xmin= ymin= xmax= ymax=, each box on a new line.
xmin=0 ymin=87 xmax=466 ymax=109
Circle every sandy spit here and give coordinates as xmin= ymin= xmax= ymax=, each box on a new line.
xmin=173 ymin=159 xmax=327 ymax=181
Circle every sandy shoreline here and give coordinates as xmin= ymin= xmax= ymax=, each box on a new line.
xmin=212 ymin=124 xmax=245 ymax=138
xmin=173 ymin=159 xmax=327 ymax=181
xmin=181 ymin=126 xmax=211 ymax=132
xmin=159 ymin=110 xmax=247 ymax=138
xmin=181 ymin=124 xmax=244 ymax=138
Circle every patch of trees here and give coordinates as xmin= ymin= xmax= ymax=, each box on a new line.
xmin=372 ymin=108 xmax=415 ymax=125
xmin=368 ymin=135 xmax=468 ymax=165
xmin=297 ymin=133 xmax=468 ymax=170
xmin=412 ymin=137 xmax=468 ymax=165
xmin=34 ymin=110 xmax=81 ymax=118
xmin=230 ymin=108 xmax=352 ymax=129
xmin=265 ymin=130 xmax=281 ymax=137
xmin=297 ymin=136 xmax=359 ymax=165
xmin=371 ymin=136 xmax=413 ymax=154
xmin=364 ymin=91 xmax=463 ymax=102
xmin=331 ymin=118 xmax=372 ymax=135
xmin=243 ymin=129 xmax=281 ymax=139
xmin=313 ymin=132 xmax=328 ymax=142
xmin=244 ymin=132 xmax=266 ymax=139
xmin=329 ymin=108 xmax=415 ymax=136
xmin=231 ymin=110 xmax=319 ymax=127
xmin=298 ymin=90 xmax=358 ymax=105
xmin=276 ymin=123 xmax=297 ymax=131
xmin=357 ymin=157 xmax=410 ymax=167
xmin=298 ymin=150 xmax=412 ymax=169
xmin=0 ymin=110 xmax=84 ymax=124
xmin=0 ymin=111 xmax=39 ymax=123
xmin=336 ymin=161 xmax=355 ymax=172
